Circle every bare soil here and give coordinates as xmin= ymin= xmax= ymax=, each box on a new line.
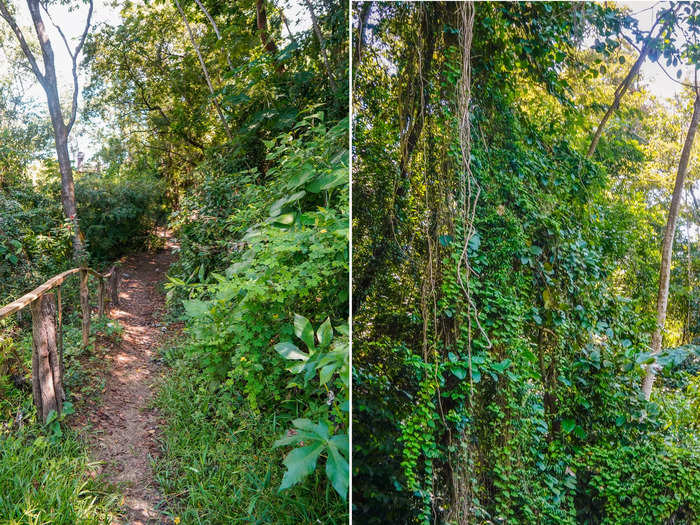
xmin=81 ymin=237 xmax=178 ymax=524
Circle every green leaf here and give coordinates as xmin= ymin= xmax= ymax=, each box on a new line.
xmin=278 ymin=443 xmax=324 ymax=491
xmin=319 ymin=363 xmax=337 ymax=385
xmin=294 ymin=313 xmax=315 ymax=349
xmin=275 ymin=342 xmax=308 ymax=361
xmin=562 ymin=418 xmax=575 ymax=434
xmin=472 ymin=368 xmax=481 ymax=383
xmin=182 ymin=299 xmax=210 ymax=319
xmin=316 ymin=318 xmax=333 ymax=347
xmin=326 ymin=442 xmax=349 ymax=499
xmin=452 ymin=367 xmax=467 ymax=380
xmin=45 ymin=410 xmax=58 ymax=426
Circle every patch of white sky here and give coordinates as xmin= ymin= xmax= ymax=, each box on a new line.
xmin=0 ymin=0 xmax=310 ymax=161
xmin=619 ymin=1 xmax=687 ymax=100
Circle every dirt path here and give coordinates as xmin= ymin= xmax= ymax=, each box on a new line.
xmin=84 ymin=238 xmax=177 ymax=524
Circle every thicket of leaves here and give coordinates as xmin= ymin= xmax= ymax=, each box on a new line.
xmin=353 ymin=2 xmax=700 ymax=523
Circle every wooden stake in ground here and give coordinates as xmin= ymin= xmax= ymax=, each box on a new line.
xmin=31 ymin=293 xmax=64 ymax=422
xmin=642 ymin=87 xmax=700 ymax=400
xmin=80 ymin=269 xmax=90 ymax=348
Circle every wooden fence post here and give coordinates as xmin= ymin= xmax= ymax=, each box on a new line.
xmin=57 ymin=284 xmax=64 ymax=380
xmin=31 ymin=293 xmax=64 ymax=423
xmin=98 ymin=277 xmax=105 ymax=319
xmin=109 ymin=267 xmax=120 ymax=309
xmin=80 ymin=269 xmax=90 ymax=348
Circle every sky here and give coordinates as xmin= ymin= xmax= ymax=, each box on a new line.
xmin=620 ymin=1 xmax=685 ymax=100
xmin=0 ymin=1 xmax=688 ymax=159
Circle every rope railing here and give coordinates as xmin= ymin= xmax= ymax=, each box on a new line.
xmin=0 ymin=264 xmax=121 ymax=422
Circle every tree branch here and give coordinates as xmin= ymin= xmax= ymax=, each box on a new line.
xmin=0 ymin=1 xmax=45 ymax=86
xmin=66 ymin=0 xmax=93 ymax=133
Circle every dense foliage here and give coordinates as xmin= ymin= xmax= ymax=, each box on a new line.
xmin=0 ymin=0 xmax=348 ymax=521
xmin=353 ymin=2 xmax=700 ymax=523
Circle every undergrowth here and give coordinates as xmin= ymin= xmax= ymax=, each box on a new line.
xmin=155 ymin=343 xmax=347 ymax=524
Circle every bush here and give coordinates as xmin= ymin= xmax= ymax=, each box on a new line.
xmin=574 ymin=442 xmax=700 ymax=524
xmin=76 ymin=172 xmax=166 ymax=263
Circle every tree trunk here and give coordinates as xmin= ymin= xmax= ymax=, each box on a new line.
xmin=5 ymin=0 xmax=87 ymax=260
xmin=256 ymin=0 xmax=284 ymax=73
xmin=31 ymin=293 xmax=63 ymax=422
xmin=173 ymin=0 xmax=233 ymax=141
xmin=192 ymin=0 xmax=233 ymax=71
xmin=303 ymin=0 xmax=336 ymax=92
xmin=642 ymin=90 xmax=700 ymax=400
xmin=80 ymin=269 xmax=90 ymax=348
xmin=354 ymin=2 xmax=372 ymax=68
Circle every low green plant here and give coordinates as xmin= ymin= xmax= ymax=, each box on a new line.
xmin=274 ymin=314 xmax=349 ymax=499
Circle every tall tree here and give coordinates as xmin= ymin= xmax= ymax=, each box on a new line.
xmin=0 ymin=0 xmax=92 ymax=259
xmin=642 ymin=84 xmax=700 ymax=400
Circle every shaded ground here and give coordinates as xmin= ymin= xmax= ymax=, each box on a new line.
xmin=80 ymin=236 xmax=178 ymax=524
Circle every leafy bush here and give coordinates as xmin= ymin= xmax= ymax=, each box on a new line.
xmin=160 ymin=113 xmax=349 ymax=515
xmin=574 ymin=443 xmax=700 ymax=524
xmin=76 ymin=172 xmax=166 ymax=262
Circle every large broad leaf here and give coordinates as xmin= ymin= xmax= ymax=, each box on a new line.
xmin=279 ymin=443 xmax=324 ymax=491
xmin=562 ymin=418 xmax=576 ymax=434
xmin=294 ymin=313 xmax=315 ymax=350
xmin=292 ymin=418 xmax=329 ymax=440
xmin=318 ymin=363 xmax=337 ymax=385
xmin=316 ymin=318 xmax=333 ymax=348
xmin=275 ymin=342 xmax=308 ymax=361
xmin=325 ymin=441 xmax=349 ymax=500
xmin=182 ymin=299 xmax=211 ymax=319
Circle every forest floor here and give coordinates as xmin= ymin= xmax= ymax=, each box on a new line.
xmin=75 ymin=233 xmax=179 ymax=524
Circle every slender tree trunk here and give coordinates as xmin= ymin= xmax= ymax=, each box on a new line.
xmin=0 ymin=0 xmax=89 ymax=260
xmin=27 ymin=0 xmax=84 ymax=258
xmin=642 ymin=90 xmax=700 ymax=400
xmin=587 ymin=8 xmax=676 ymax=158
xmin=256 ymin=0 xmax=284 ymax=73
xmin=303 ymin=0 xmax=337 ymax=92
xmin=354 ymin=2 xmax=372 ymax=68
xmin=192 ymin=0 xmax=233 ymax=71
xmin=173 ymin=0 xmax=233 ymax=141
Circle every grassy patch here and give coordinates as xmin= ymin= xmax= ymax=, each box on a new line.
xmin=0 ymin=306 xmax=122 ymax=524
xmin=0 ymin=426 xmax=118 ymax=524
xmin=155 ymin=344 xmax=348 ymax=524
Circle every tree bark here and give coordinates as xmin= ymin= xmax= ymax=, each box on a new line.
xmin=0 ymin=0 xmax=91 ymax=260
xmin=31 ymin=293 xmax=63 ymax=422
xmin=303 ymin=0 xmax=336 ymax=92
xmin=642 ymin=90 xmax=700 ymax=400
xmin=256 ymin=0 xmax=284 ymax=73
xmin=192 ymin=0 xmax=233 ymax=71
xmin=354 ymin=2 xmax=372 ymax=68
xmin=80 ymin=269 xmax=90 ymax=348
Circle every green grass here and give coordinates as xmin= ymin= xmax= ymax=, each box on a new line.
xmin=154 ymin=344 xmax=348 ymax=524
xmin=0 ymin=426 xmax=119 ymax=525
xmin=0 ymin=307 xmax=120 ymax=524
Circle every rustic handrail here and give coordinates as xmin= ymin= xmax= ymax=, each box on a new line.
xmin=0 ymin=263 xmax=120 ymax=422
xmin=0 ymin=265 xmax=117 ymax=321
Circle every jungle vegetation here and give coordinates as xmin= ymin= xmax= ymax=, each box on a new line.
xmin=0 ymin=0 xmax=348 ymax=522
xmin=353 ymin=2 xmax=700 ymax=524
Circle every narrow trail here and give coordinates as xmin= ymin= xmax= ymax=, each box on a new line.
xmin=81 ymin=236 xmax=178 ymax=524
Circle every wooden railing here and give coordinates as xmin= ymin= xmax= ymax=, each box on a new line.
xmin=0 ymin=265 xmax=120 ymax=422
